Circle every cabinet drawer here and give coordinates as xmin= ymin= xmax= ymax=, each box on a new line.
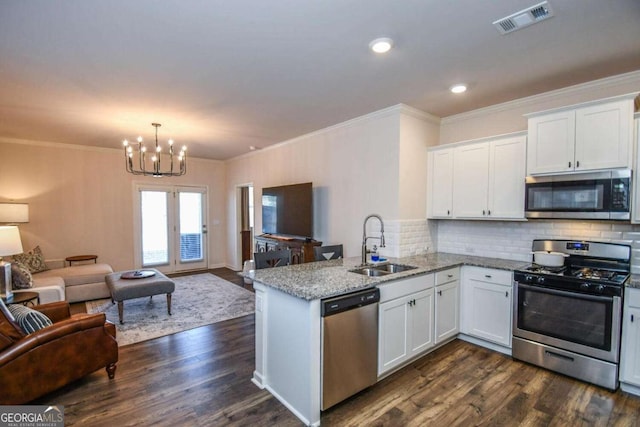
xmin=378 ymin=274 xmax=434 ymax=302
xmin=626 ymin=288 xmax=640 ymax=308
xmin=463 ymin=266 xmax=512 ymax=286
xmin=436 ymin=268 xmax=460 ymax=285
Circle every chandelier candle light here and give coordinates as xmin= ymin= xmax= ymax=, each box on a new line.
xmin=122 ymin=123 xmax=187 ymax=177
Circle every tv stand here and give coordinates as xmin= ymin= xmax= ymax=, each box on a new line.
xmin=255 ymin=235 xmax=322 ymax=264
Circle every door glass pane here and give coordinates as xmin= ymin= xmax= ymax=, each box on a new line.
xmin=141 ymin=191 xmax=169 ymax=265
xmin=179 ymin=192 xmax=203 ymax=262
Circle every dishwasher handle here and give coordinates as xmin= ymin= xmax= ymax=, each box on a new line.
xmin=321 ymin=288 xmax=380 ymax=317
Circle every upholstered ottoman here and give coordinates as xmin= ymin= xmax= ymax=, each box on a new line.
xmin=105 ymin=269 xmax=175 ymax=324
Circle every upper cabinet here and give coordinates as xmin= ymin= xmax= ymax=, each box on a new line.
xmin=428 ymin=132 xmax=526 ymax=221
xmin=526 ymin=96 xmax=635 ymax=175
xmin=427 ymin=148 xmax=454 ymax=218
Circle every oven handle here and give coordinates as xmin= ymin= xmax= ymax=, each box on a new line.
xmin=516 ymin=282 xmax=614 ymax=303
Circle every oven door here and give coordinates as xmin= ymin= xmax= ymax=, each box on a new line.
xmin=513 ymin=283 xmax=621 ymax=362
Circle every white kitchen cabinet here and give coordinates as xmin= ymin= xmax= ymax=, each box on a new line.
xmin=452 ymin=134 xmax=526 ymax=219
xmin=435 ymin=268 xmax=459 ymax=344
xmin=378 ymin=275 xmax=434 ymax=376
xmin=452 ymin=143 xmax=490 ymax=218
xmin=632 ymin=115 xmax=640 ymax=224
xmin=427 ymin=148 xmax=454 ymax=218
xmin=526 ymin=96 xmax=635 ymax=175
xmin=620 ymin=288 xmax=640 ymax=394
xmin=460 ymin=266 xmax=512 ymax=348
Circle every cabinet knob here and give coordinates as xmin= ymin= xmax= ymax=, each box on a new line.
xmin=438 ymin=290 xmax=442 ymax=296
xmin=447 ymin=274 xmax=453 ymax=278
xmin=488 ymin=210 xmax=491 ymax=216
xmin=576 ymin=160 xmax=580 ymax=168
xmin=485 ymin=274 xmax=492 ymax=278
xmin=632 ymin=314 xmax=635 ymax=323
xmin=482 ymin=210 xmax=486 ymax=215
xmin=447 ymin=210 xmax=450 ymax=216
xmin=568 ymin=161 xmax=572 ymax=168
xmin=505 ymin=291 xmax=509 ymax=297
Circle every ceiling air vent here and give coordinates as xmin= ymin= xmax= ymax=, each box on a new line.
xmin=493 ymin=1 xmax=554 ymax=35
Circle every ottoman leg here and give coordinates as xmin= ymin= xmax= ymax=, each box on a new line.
xmin=118 ymin=301 xmax=124 ymax=324
xmin=167 ymin=293 xmax=172 ymax=316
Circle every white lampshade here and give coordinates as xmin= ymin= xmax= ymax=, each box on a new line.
xmin=0 ymin=203 xmax=29 ymax=223
xmin=0 ymin=226 xmax=23 ymax=256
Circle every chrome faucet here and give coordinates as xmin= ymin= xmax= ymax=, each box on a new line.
xmin=362 ymin=214 xmax=386 ymax=265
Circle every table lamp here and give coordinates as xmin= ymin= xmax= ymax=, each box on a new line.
xmin=0 ymin=226 xmax=24 ymax=302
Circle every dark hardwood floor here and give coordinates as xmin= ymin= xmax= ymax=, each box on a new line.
xmin=49 ymin=268 xmax=640 ymax=426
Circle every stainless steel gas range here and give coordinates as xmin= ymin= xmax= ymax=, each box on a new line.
xmin=512 ymin=239 xmax=631 ymax=390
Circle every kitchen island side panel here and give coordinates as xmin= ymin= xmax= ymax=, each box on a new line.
xmin=263 ymin=284 xmax=322 ymax=426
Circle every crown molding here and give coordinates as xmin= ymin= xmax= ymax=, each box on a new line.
xmin=0 ymin=136 xmax=223 ymax=164
xmin=228 ymin=103 xmax=438 ymax=162
xmin=442 ymin=69 xmax=640 ymax=125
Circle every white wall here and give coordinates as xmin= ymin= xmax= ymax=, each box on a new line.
xmin=225 ymin=104 xmax=440 ymax=269
xmin=0 ymin=139 xmax=227 ymax=272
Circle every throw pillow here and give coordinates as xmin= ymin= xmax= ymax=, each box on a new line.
xmin=11 ymin=262 xmax=33 ymax=289
xmin=12 ymin=246 xmax=48 ymax=274
xmin=7 ymin=304 xmax=53 ymax=334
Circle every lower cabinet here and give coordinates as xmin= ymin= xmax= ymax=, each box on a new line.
xmin=435 ymin=268 xmax=460 ymax=344
xmin=460 ymin=266 xmax=512 ymax=348
xmin=378 ymin=276 xmax=435 ymax=376
xmin=620 ymin=287 xmax=640 ymax=392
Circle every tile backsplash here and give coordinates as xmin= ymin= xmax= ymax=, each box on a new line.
xmin=435 ymin=219 xmax=640 ymax=274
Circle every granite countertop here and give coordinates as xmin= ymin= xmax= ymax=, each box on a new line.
xmin=627 ymin=275 xmax=640 ymax=289
xmin=247 ymin=252 xmax=529 ymax=301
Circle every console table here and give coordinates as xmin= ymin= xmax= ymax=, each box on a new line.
xmin=254 ymin=235 xmax=322 ymax=264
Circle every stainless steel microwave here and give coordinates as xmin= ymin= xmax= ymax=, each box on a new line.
xmin=525 ymin=170 xmax=631 ymax=220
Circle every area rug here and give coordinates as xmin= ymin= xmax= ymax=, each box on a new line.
xmin=86 ymin=273 xmax=254 ymax=346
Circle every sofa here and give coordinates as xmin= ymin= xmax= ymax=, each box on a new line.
xmin=13 ymin=259 xmax=113 ymax=304
xmin=0 ymin=299 xmax=118 ymax=404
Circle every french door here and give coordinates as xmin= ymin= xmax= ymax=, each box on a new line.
xmin=134 ymin=184 xmax=208 ymax=272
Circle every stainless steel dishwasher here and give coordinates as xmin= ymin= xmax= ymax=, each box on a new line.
xmin=321 ymin=287 xmax=380 ymax=410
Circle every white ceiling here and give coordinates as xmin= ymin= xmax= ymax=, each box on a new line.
xmin=1 ymin=0 xmax=639 ymax=160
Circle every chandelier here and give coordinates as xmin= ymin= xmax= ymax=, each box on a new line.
xmin=122 ymin=123 xmax=187 ymax=177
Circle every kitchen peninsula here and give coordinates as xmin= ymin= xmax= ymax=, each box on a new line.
xmin=248 ymin=252 xmax=526 ymax=426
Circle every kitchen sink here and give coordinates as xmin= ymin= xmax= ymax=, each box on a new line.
xmin=349 ymin=267 xmax=391 ymax=277
xmin=349 ymin=263 xmax=418 ymax=277
xmin=372 ymin=263 xmax=417 ymax=273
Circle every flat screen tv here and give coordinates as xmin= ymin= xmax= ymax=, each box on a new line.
xmin=261 ymin=182 xmax=313 ymax=239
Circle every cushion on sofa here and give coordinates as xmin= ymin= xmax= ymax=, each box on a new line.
xmin=11 ymin=262 xmax=33 ymax=289
xmin=7 ymin=304 xmax=52 ymax=334
xmin=12 ymin=246 xmax=48 ymax=274
xmin=33 ymin=263 xmax=113 ymax=287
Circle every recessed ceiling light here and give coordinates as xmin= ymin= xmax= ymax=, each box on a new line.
xmin=450 ymin=84 xmax=467 ymax=94
xmin=369 ymin=37 xmax=393 ymax=54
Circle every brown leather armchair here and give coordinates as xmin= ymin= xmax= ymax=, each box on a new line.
xmin=0 ymin=300 xmax=118 ymax=404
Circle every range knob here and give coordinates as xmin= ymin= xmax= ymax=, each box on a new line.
xmin=580 ymin=283 xmax=591 ymax=291
xmin=536 ymin=276 xmax=545 ymax=285
xmin=525 ymin=275 xmax=534 ymax=283
xmin=595 ymin=285 xmax=605 ymax=294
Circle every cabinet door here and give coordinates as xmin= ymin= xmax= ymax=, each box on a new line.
xmin=453 ymin=143 xmax=490 ymax=218
xmin=435 ymin=281 xmax=459 ymax=344
xmin=575 ymin=99 xmax=633 ymax=171
xmin=428 ymin=149 xmax=454 ymax=218
xmin=633 ymin=118 xmax=640 ymax=224
xmin=620 ymin=306 xmax=640 ymax=386
xmin=527 ymin=110 xmax=575 ymax=175
xmin=408 ymin=289 xmax=434 ymax=356
xmin=378 ymin=296 xmax=410 ymax=374
xmin=466 ymin=279 xmax=512 ymax=347
xmin=488 ymin=136 xmax=526 ymax=219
